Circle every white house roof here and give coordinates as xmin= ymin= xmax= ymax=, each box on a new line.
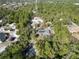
xmin=31 ymin=17 xmax=44 ymax=29
xmin=32 ymin=17 xmax=43 ymax=24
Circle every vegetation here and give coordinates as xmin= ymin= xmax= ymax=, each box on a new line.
xmin=0 ymin=2 xmax=79 ymax=59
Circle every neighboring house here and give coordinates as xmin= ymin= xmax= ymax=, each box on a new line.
xmin=67 ymin=21 xmax=79 ymax=40
xmin=67 ymin=21 xmax=79 ymax=33
xmin=0 ymin=23 xmax=19 ymax=42
xmin=0 ymin=23 xmax=20 ymax=53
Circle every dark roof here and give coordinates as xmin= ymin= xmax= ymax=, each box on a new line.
xmin=22 ymin=43 xmax=36 ymax=57
xmin=0 ymin=33 xmax=6 ymax=42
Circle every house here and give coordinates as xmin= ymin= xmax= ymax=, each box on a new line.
xmin=0 ymin=22 xmax=20 ymax=53
xmin=67 ymin=21 xmax=79 ymax=33
xmin=36 ymin=22 xmax=54 ymax=37
xmin=0 ymin=23 xmax=19 ymax=42
xmin=67 ymin=21 xmax=79 ymax=40
xmin=36 ymin=26 xmax=53 ymax=37
xmin=36 ymin=21 xmax=55 ymax=37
